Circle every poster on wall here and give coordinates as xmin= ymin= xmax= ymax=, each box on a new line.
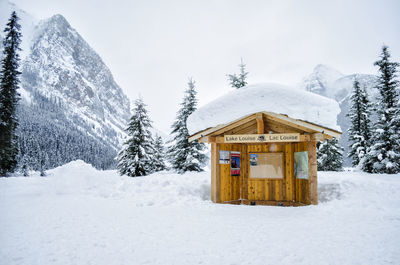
xmin=250 ymin=154 xmax=258 ymax=166
xmin=219 ymin=150 xmax=230 ymax=164
xmin=230 ymin=151 xmax=240 ymax=176
xmin=294 ymin=151 xmax=309 ymax=179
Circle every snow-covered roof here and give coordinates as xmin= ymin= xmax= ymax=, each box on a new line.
xmin=187 ymin=83 xmax=341 ymax=135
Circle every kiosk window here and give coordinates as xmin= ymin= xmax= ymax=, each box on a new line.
xmin=250 ymin=153 xmax=284 ymax=179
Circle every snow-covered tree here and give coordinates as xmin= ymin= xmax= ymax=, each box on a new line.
xmin=168 ymin=78 xmax=207 ymax=173
xmin=362 ymin=45 xmax=400 ymax=173
xmin=317 ymin=138 xmax=344 ymax=171
xmin=227 ymin=58 xmax=248 ymax=89
xmin=151 ymin=134 xmax=167 ymax=172
xmin=117 ymin=98 xmax=154 ymax=177
xmin=347 ymin=79 xmax=372 ymax=167
xmin=20 ymin=156 xmax=29 ymax=177
xmin=0 ymin=11 xmax=22 ymax=176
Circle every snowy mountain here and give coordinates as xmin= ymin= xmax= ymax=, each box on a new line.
xmin=300 ymin=64 xmax=378 ymax=103
xmin=301 ymin=64 xmax=344 ymax=99
xmin=21 ymin=14 xmax=130 ymax=145
xmin=300 ymin=65 xmax=378 ymax=166
xmin=1 ymin=1 xmax=131 ymax=170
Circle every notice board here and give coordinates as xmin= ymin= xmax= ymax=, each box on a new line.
xmin=249 ymin=153 xmax=284 ymax=179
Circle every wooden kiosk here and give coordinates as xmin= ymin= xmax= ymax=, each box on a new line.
xmin=189 ymin=111 xmax=341 ymax=206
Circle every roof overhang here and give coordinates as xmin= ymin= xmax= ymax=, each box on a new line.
xmin=188 ymin=111 xmax=342 ymax=143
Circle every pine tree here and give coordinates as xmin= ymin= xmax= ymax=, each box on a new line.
xmin=152 ymin=134 xmax=167 ymax=172
xmin=317 ymin=138 xmax=344 ymax=171
xmin=168 ymin=78 xmax=207 ymax=173
xmin=39 ymin=150 xmax=48 ymax=177
xmin=227 ymin=58 xmax=248 ymax=89
xmin=362 ymin=45 xmax=400 ymax=173
xmin=20 ymin=156 xmax=29 ymax=177
xmin=0 ymin=11 xmax=22 ymax=176
xmin=117 ymin=98 xmax=154 ymax=177
xmin=347 ymin=79 xmax=372 ymax=167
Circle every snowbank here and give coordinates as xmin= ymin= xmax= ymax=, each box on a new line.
xmin=1 ymin=161 xmax=400 ymax=265
xmin=5 ymin=160 xmax=211 ymax=206
xmin=187 ymin=83 xmax=341 ymax=135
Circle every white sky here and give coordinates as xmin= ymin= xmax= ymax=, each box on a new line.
xmin=8 ymin=0 xmax=400 ymax=133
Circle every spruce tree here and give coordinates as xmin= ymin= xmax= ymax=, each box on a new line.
xmin=117 ymin=98 xmax=154 ymax=177
xmin=20 ymin=156 xmax=29 ymax=177
xmin=0 ymin=11 xmax=22 ymax=176
xmin=152 ymin=134 xmax=167 ymax=172
xmin=227 ymin=58 xmax=248 ymax=89
xmin=317 ymin=138 xmax=344 ymax=171
xmin=362 ymin=45 xmax=400 ymax=173
xmin=347 ymin=79 xmax=372 ymax=167
xmin=168 ymin=78 xmax=207 ymax=173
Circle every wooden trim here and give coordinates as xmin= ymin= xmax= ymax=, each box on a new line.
xmin=300 ymin=135 xmax=310 ymax=141
xmin=220 ymin=200 xmax=242 ymax=205
xmin=189 ymin=111 xmax=341 ymax=142
xmin=199 ymin=136 xmax=224 ymax=143
xmin=263 ymin=112 xmax=342 ymax=139
xmin=211 ymin=114 xmax=257 ymax=137
xmin=223 ymin=119 xmax=257 ymax=136
xmin=188 ymin=113 xmax=256 ymax=142
xmin=217 ymin=199 xmax=307 ymax=206
xmin=240 ymin=200 xmax=307 ymax=207
xmin=198 ymin=136 xmax=215 ymax=143
xmin=311 ymin=133 xmax=324 ymax=141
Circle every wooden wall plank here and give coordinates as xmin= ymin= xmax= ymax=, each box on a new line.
xmin=285 ymin=143 xmax=294 ymax=201
xmin=264 ymin=180 xmax=269 ymax=200
xmin=241 ymin=144 xmax=248 ymax=200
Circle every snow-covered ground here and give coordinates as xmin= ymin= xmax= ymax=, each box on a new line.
xmin=1 ymin=160 xmax=399 ymax=265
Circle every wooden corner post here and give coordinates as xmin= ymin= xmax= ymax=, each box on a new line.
xmin=211 ymin=143 xmax=221 ymax=203
xmin=308 ymin=141 xmax=318 ymax=204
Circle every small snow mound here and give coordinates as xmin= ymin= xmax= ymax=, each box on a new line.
xmin=49 ymin=159 xmax=95 ymax=173
xmin=318 ymin=183 xmax=343 ymax=203
xmin=187 ymin=82 xmax=341 ymax=135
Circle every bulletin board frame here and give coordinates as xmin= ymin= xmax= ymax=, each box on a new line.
xmin=249 ymin=152 xmax=284 ymax=179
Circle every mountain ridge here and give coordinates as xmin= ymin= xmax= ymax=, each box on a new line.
xmin=1 ymin=1 xmax=133 ymax=170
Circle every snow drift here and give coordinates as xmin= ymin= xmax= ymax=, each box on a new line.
xmin=1 ymin=161 xmax=400 ymax=265
xmin=187 ymin=83 xmax=341 ymax=135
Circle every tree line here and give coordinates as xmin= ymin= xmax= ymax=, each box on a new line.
xmin=116 ymin=78 xmax=208 ymax=176
xmin=116 ymin=60 xmax=249 ymax=176
xmin=1 ymin=11 xmax=399 ymax=176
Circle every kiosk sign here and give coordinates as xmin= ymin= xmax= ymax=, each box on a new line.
xmin=224 ymin=133 xmax=300 ymax=143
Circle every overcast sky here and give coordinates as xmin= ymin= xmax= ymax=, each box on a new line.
xmin=9 ymin=0 xmax=400 ymax=133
